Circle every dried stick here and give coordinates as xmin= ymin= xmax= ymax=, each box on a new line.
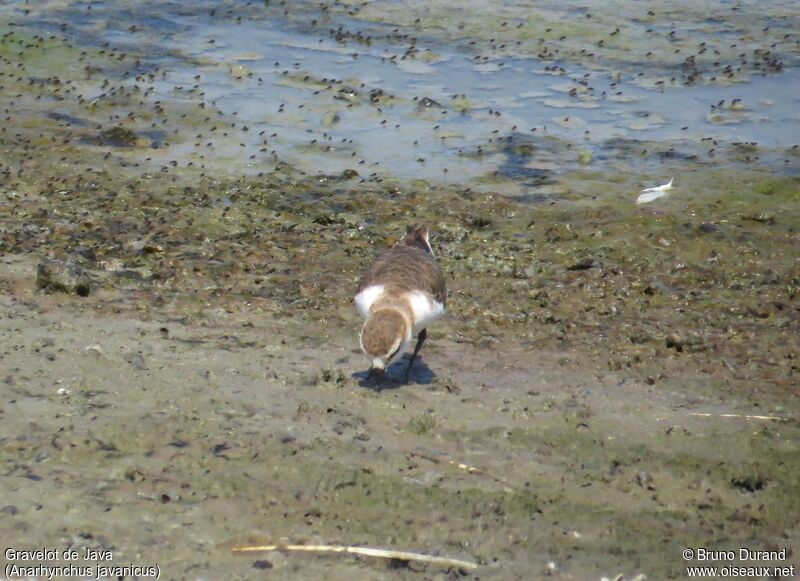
xmin=410 ymin=449 xmax=514 ymax=491
xmin=230 ymin=542 xmax=478 ymax=569
xmin=689 ymin=412 xmax=789 ymax=421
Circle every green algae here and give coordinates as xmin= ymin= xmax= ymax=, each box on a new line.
xmin=405 ymin=412 xmax=436 ymax=435
xmin=754 ymin=176 xmax=800 ymax=198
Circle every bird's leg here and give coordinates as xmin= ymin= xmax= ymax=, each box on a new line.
xmin=404 ymin=328 xmax=427 ymax=383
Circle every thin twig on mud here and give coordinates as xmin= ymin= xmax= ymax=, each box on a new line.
xmin=410 ymin=449 xmax=515 ymax=491
xmin=228 ymin=542 xmax=479 ymax=569
xmin=689 ymin=412 xmax=789 ymax=421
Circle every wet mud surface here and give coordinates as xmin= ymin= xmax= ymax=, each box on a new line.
xmin=1 ymin=3 xmax=800 ymax=580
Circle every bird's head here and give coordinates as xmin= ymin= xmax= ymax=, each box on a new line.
xmin=359 ymin=308 xmax=412 ymax=381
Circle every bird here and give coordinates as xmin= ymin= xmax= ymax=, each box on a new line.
xmin=355 ymin=224 xmax=446 ymax=384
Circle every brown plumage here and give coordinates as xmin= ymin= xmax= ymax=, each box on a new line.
xmin=355 ymin=224 xmax=447 ymax=383
xmin=356 ymin=225 xmax=446 ymax=306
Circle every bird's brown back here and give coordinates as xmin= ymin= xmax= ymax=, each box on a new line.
xmin=357 ymin=226 xmax=446 ymax=306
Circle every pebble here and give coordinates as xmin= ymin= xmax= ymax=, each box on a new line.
xmin=36 ymin=259 xmax=92 ymax=297
xmin=126 ymin=353 xmax=147 ymax=370
xmin=85 ymin=343 xmax=103 ymax=355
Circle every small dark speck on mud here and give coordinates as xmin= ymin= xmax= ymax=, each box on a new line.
xmin=697 ymin=222 xmax=720 ymax=234
xmin=252 ymin=559 xmax=273 ymax=569
xmin=387 ymin=558 xmax=411 ymax=570
xmin=567 ymin=257 xmax=596 ymax=271
xmin=213 ymin=443 xmax=232 ymax=456
xmin=731 ymin=475 xmax=766 ymax=493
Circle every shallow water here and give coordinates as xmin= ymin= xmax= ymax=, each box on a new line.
xmin=2 ymin=0 xmax=798 ymax=190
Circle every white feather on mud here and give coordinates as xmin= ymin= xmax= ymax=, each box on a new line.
xmin=636 ymin=178 xmax=674 ymax=204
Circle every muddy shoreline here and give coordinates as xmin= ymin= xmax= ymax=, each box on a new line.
xmin=2 ymin=158 xmax=798 ymax=580
xmin=1 ymin=6 xmax=800 ymax=580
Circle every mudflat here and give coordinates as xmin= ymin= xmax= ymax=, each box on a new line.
xmin=1 ymin=6 xmax=799 ymax=580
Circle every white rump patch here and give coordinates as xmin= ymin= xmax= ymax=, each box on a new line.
xmin=407 ymin=291 xmax=445 ymax=333
xmin=355 ymin=284 xmax=385 ymax=318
